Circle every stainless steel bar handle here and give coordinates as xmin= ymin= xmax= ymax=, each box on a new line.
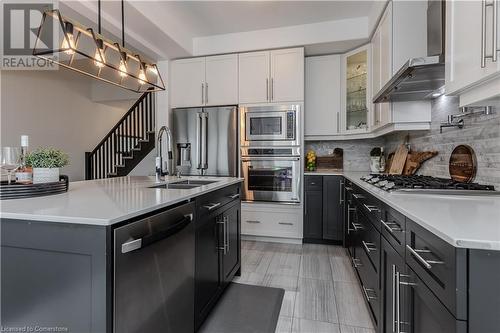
xmin=246 ymin=220 xmax=261 ymax=224
xmin=197 ymin=113 xmax=203 ymax=169
xmin=337 ymin=112 xmax=340 ymax=133
xmin=362 ymin=286 xmax=377 ymax=301
xmin=351 ymin=256 xmax=362 ymax=268
xmin=201 ymin=83 xmax=205 ymax=104
xmin=203 ymin=202 xmax=221 ymax=211
xmin=396 ymin=270 xmax=401 ymax=333
xmin=353 ymin=193 xmax=365 ymax=199
xmin=228 ymin=193 xmax=240 ymax=199
xmin=266 ymin=78 xmax=269 ymax=101
xmin=205 ymin=83 xmax=209 ymax=104
xmin=392 ymin=265 xmax=397 ymax=333
xmin=217 ymin=218 xmax=226 ymax=253
xmin=278 ymin=222 xmax=293 ymax=225
xmin=494 ymin=0 xmax=498 ymax=62
xmin=339 ymin=180 xmax=344 ymax=205
xmin=271 ymin=77 xmax=274 ymax=100
xmin=362 ymin=240 xmax=377 ymax=253
xmin=482 ymin=0 xmax=487 ymax=68
xmin=381 ymin=219 xmax=402 ymax=233
xmin=345 ymin=186 xmax=353 ymax=191
xmin=224 ymin=216 xmax=229 ymax=254
xmin=351 ymin=222 xmax=364 ymax=231
xmin=363 ymin=203 xmax=380 ymax=212
xmin=200 ymin=113 xmax=208 ymax=169
xmin=406 ymin=245 xmax=444 ymax=269
xmin=121 ymin=238 xmax=142 ymax=254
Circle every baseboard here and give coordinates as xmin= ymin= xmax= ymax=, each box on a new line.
xmin=303 ymin=238 xmax=342 ymax=245
xmin=242 ymin=234 xmax=303 ymax=244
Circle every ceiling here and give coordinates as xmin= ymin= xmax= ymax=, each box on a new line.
xmin=61 ymin=0 xmax=382 ymax=60
xmin=152 ymin=1 xmax=375 ymax=37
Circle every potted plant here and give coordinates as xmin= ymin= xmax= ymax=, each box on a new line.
xmin=26 ymin=148 xmax=69 ymax=184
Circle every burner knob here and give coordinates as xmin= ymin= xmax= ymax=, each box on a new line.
xmin=384 ymin=182 xmax=396 ymax=190
xmin=377 ymin=180 xmax=388 ymax=187
xmin=370 ymin=177 xmax=380 ymax=184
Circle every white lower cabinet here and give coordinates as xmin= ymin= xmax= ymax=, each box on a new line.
xmin=241 ymin=202 xmax=302 ymax=239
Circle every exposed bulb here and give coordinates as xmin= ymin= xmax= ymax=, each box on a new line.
xmin=147 ymin=65 xmax=158 ymax=75
xmin=61 ymin=33 xmax=75 ymax=55
xmin=138 ymin=68 xmax=146 ymax=84
xmin=118 ymin=59 xmax=128 ymax=77
xmin=94 ymin=39 xmax=105 ymax=68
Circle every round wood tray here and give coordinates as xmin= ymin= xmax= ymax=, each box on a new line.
xmin=449 ymin=145 xmax=477 ymax=183
xmin=0 ymin=175 xmax=69 ymax=200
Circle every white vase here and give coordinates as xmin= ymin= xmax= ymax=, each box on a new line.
xmin=33 ymin=168 xmax=60 ymax=184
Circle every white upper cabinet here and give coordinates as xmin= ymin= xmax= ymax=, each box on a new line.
xmin=170 ymin=58 xmax=206 ymax=108
xmin=270 ymin=48 xmax=304 ymax=103
xmin=239 ymin=47 xmax=304 ymax=104
xmin=371 ymin=3 xmax=393 ymax=130
xmin=171 ymin=54 xmax=238 ymax=108
xmin=341 ymin=44 xmax=371 ymax=134
xmin=238 ymin=51 xmax=270 ymax=104
xmin=446 ymin=0 xmax=500 ymax=105
xmin=205 ymin=54 xmax=238 ymax=106
xmin=305 ymin=55 xmax=341 ymax=137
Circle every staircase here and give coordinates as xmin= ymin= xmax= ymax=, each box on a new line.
xmin=85 ymin=91 xmax=156 ymax=180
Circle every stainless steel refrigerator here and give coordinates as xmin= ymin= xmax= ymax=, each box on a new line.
xmin=172 ymin=106 xmax=238 ymax=177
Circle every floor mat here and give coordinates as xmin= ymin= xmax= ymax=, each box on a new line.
xmin=199 ymin=282 xmax=285 ymax=333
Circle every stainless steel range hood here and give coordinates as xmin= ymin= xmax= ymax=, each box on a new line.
xmin=373 ymin=0 xmax=445 ymax=103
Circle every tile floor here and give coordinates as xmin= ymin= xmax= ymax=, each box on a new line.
xmin=233 ymin=241 xmax=375 ymax=333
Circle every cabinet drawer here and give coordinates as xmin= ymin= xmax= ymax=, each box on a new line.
xmin=358 ymin=210 xmax=380 ymax=274
xmin=356 ymin=239 xmax=380 ymax=326
xmin=242 ymin=204 xmax=301 ymax=239
xmin=404 ymin=267 xmax=467 ymax=333
xmin=351 ymin=186 xmax=383 ymax=232
xmin=197 ymin=184 xmax=241 ymax=218
xmin=405 ymin=219 xmax=467 ymax=320
xmin=305 ymin=176 xmax=323 ymax=191
xmin=381 ymin=206 xmax=406 ymax=257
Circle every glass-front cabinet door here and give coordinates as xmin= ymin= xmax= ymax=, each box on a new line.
xmin=341 ymin=44 xmax=371 ymax=134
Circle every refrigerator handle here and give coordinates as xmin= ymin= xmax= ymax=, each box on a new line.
xmin=200 ymin=112 xmax=208 ymax=170
xmin=196 ymin=112 xmax=203 ymax=169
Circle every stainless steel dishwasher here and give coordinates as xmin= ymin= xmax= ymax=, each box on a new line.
xmin=114 ymin=201 xmax=195 ymax=333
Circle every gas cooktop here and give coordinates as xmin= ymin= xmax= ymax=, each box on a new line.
xmin=361 ymin=174 xmax=499 ymax=195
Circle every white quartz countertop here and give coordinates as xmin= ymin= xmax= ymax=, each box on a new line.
xmin=0 ymin=176 xmax=243 ymax=226
xmin=340 ymin=172 xmax=500 ymax=250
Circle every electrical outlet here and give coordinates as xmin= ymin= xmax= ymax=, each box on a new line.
xmin=327 ymin=149 xmax=334 ymax=155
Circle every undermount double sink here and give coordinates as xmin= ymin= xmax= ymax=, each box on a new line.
xmin=150 ymin=179 xmax=217 ymax=190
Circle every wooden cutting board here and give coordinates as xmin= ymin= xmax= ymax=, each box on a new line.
xmin=403 ymin=151 xmax=438 ymax=175
xmin=389 ymin=144 xmax=409 ymax=174
xmin=449 ymin=145 xmax=477 ymax=182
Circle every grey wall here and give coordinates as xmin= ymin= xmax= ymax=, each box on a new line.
xmin=1 ymin=70 xmax=134 ymax=181
xmin=305 ymin=137 xmax=384 ymax=172
xmin=384 ymin=96 xmax=500 ymax=188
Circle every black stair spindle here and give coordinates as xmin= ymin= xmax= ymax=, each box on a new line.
xmin=85 ymin=91 xmax=155 ymax=180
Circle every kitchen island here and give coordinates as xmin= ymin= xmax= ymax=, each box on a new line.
xmin=1 ymin=176 xmax=243 ymax=333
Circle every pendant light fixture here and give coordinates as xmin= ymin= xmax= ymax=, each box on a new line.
xmin=33 ymin=0 xmax=165 ymax=93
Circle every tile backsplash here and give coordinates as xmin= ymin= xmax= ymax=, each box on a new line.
xmin=305 ymin=95 xmax=500 ymax=188
xmin=384 ymin=96 xmax=500 ymax=188
xmin=305 ymin=138 xmax=384 ymax=172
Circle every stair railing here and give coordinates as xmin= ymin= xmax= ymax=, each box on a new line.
xmin=85 ymin=90 xmax=155 ymax=180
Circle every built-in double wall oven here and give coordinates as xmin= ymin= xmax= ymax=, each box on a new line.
xmin=240 ymin=104 xmax=301 ymax=204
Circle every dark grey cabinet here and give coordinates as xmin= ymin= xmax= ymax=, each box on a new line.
xmin=323 ymin=176 xmax=343 ymax=240
xmin=303 ymin=175 xmax=343 ymax=243
xmin=221 ymin=200 xmax=241 ymax=285
xmin=304 ymin=189 xmax=323 ymax=239
xmin=195 ymin=184 xmax=241 ymax=329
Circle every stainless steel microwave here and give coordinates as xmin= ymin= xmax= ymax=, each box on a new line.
xmin=240 ymin=104 xmax=300 ymax=147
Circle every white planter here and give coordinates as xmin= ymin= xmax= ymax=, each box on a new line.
xmin=33 ymin=168 xmax=60 ymax=184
